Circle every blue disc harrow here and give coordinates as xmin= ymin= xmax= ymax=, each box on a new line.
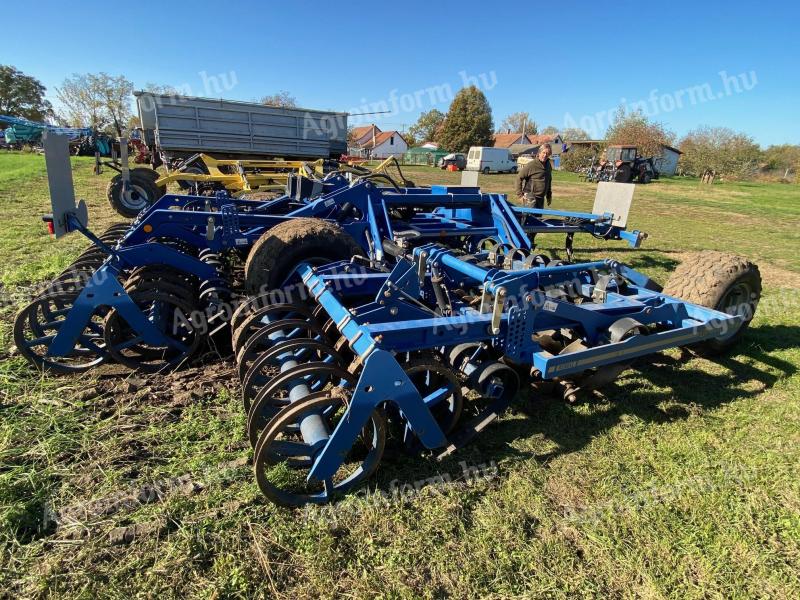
xmin=238 ymin=243 xmax=760 ymax=505
xmin=16 ymin=151 xmax=642 ymax=374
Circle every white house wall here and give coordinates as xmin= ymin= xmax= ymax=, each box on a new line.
xmin=371 ymin=136 xmax=408 ymax=158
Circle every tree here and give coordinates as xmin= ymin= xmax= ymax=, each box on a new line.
xmin=499 ymin=111 xmax=536 ymax=135
xmin=561 ymin=145 xmax=599 ymax=172
xmin=402 ymin=130 xmax=417 ymax=148
xmin=763 ymin=144 xmax=800 ymax=181
xmin=261 ymin=91 xmax=297 ymax=107
xmin=561 ymin=127 xmax=590 ymax=141
xmin=678 ymin=126 xmax=762 ymax=183
xmin=540 ymin=125 xmax=559 ymax=135
xmin=143 ymin=82 xmax=181 ymax=96
xmin=438 ymin=86 xmax=494 ymax=153
xmin=0 ymin=65 xmax=53 ymax=121
xmin=408 ymin=109 xmax=445 ymax=143
xmin=605 ymin=107 xmax=675 ymax=158
xmin=57 ymin=73 xmax=134 ymax=136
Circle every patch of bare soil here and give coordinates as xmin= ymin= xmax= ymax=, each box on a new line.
xmin=91 ymin=360 xmax=238 ymax=413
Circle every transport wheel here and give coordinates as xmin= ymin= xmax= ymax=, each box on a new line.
xmin=482 ymin=167 xmax=490 ymax=175
xmin=131 ymin=167 xmax=167 ymax=197
xmin=103 ymin=288 xmax=204 ymax=372
xmin=130 ymin=167 xmax=158 ymax=180
xmin=253 ymin=391 xmax=386 ymax=506
xmin=106 ymin=172 xmax=160 ymax=218
xmin=663 ymin=251 xmax=761 ymax=356
xmin=475 ymin=361 xmax=520 ymax=403
xmin=13 ymin=292 xmax=107 ymax=373
xmin=244 ymin=218 xmax=361 ymax=295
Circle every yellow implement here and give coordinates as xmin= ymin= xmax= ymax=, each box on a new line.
xmin=154 ymin=154 xmax=414 ymax=197
xmin=155 ymin=154 xmax=327 ymax=195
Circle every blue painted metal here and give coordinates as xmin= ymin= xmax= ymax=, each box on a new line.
xmin=308 ymin=349 xmax=448 ymax=481
xmin=286 ymin=243 xmax=744 ymax=481
xmin=41 ymin=174 xmax=644 ymax=363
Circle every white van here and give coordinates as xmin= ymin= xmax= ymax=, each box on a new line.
xmin=466 ymin=147 xmax=518 ymax=174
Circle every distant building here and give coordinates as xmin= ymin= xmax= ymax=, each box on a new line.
xmin=507 ymin=144 xmax=539 ymax=159
xmin=348 ymin=124 xmax=408 ymax=159
xmin=565 ymin=139 xmax=606 ymax=152
xmin=350 ymin=125 xmax=381 ymax=147
xmin=528 ymin=134 xmax=565 ymax=157
xmin=655 ymin=145 xmax=682 ymax=176
xmin=492 ymin=132 xmax=531 ymax=148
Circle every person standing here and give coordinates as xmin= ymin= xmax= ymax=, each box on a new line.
xmin=516 ymin=143 xmax=553 ymax=209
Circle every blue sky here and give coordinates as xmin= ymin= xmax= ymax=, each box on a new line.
xmin=4 ymin=0 xmax=799 ymax=146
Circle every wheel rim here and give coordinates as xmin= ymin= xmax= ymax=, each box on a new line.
xmin=103 ymin=289 xmax=202 ymax=372
xmin=241 ymin=338 xmax=342 ymax=411
xmin=716 ymin=281 xmax=754 ymax=340
xmin=14 ymin=293 xmax=107 ymax=373
xmin=236 ymin=318 xmax=324 ymax=381
xmin=403 ymin=360 xmax=463 ymax=439
xmin=121 ymin=183 xmax=150 ymax=211
xmin=253 ymin=391 xmax=386 ymax=506
xmin=247 ymin=363 xmax=354 ymax=446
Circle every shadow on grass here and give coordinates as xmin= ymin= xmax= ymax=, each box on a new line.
xmin=575 ymin=247 xmax=682 ymax=273
xmin=368 ymin=324 xmax=798 ymax=494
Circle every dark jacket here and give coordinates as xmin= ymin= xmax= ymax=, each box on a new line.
xmin=516 ymin=157 xmax=552 ymax=200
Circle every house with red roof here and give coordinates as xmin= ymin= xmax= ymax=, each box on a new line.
xmin=492 ymin=132 xmax=531 ymax=148
xmin=348 ymin=124 xmax=408 ymax=159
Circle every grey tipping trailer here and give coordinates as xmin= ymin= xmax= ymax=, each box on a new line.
xmin=134 ymin=91 xmax=348 ymax=165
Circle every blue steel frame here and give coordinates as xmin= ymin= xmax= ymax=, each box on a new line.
xmin=46 ymin=178 xmax=643 ymax=360
xmin=292 ymin=248 xmax=741 ymax=482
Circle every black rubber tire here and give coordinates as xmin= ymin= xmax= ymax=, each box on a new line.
xmin=639 ymin=171 xmax=652 ymax=184
xmin=663 ymin=251 xmax=761 ymax=356
xmin=176 ymin=166 xmax=206 ymax=190
xmin=131 ymin=167 xmax=159 ymax=181
xmin=615 ymin=164 xmax=632 ymax=182
xmin=131 ymin=167 xmax=166 ymax=197
xmin=106 ymin=172 xmax=161 ymax=218
xmin=244 ymin=218 xmax=361 ymax=295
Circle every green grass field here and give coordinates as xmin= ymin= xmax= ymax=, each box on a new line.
xmin=1 ymin=152 xmax=798 ymax=598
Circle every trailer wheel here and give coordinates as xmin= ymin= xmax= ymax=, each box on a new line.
xmin=663 ymin=251 xmax=761 ymax=356
xmin=106 ymin=173 xmax=160 ymax=218
xmin=244 ymin=218 xmax=361 ymax=295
